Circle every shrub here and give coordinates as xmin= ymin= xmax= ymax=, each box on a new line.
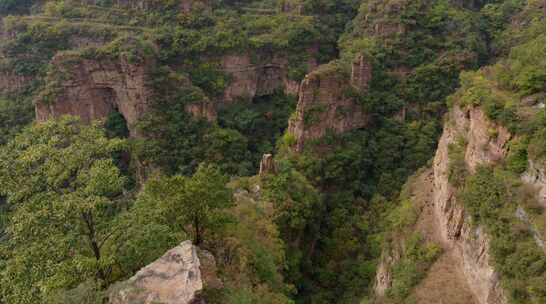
xmin=448 ymin=136 xmax=468 ymax=187
xmin=505 ymin=137 xmax=529 ymax=174
xmin=387 ymin=233 xmax=442 ymax=302
xmin=460 ymin=167 xmax=546 ymax=303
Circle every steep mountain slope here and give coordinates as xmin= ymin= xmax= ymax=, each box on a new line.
xmin=0 ymin=0 xmax=544 ymax=304
xmin=374 ymin=2 xmax=546 ymax=302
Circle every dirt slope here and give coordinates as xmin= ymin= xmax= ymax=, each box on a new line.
xmin=409 ymin=169 xmax=478 ymax=304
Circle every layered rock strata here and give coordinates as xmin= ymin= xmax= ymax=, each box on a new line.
xmin=287 ymin=62 xmax=369 ymax=152
xmin=431 ymin=105 xmax=509 ymax=304
xmin=221 ymin=52 xmax=317 ymax=103
xmin=35 ymin=53 xmax=152 ymax=137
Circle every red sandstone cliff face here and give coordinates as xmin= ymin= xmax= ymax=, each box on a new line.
xmin=287 ymin=57 xmax=371 ymax=152
xmin=35 ymin=51 xmax=217 ymax=136
xmin=221 ymin=50 xmax=317 ymax=103
xmin=35 ymin=53 xmax=152 ymax=137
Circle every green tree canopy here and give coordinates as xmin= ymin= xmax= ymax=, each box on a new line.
xmin=0 ymin=116 xmax=127 ymax=303
xmin=133 ymin=162 xmax=233 ymax=246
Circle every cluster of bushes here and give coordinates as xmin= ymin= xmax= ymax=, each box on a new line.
xmin=450 ymin=33 xmax=546 ymax=166
xmin=448 ymin=136 xmax=468 ymax=187
xmin=459 ymin=167 xmax=546 ymax=303
xmin=133 ymin=65 xmax=296 ymax=177
xmin=218 ymin=92 xmax=297 ymax=170
xmin=385 ymin=233 xmax=441 ymax=303
xmin=0 ymin=95 xmax=34 ymax=145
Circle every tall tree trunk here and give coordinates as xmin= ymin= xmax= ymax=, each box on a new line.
xmin=82 ymin=211 xmax=106 ymax=282
xmin=194 ymin=216 xmax=202 ymax=246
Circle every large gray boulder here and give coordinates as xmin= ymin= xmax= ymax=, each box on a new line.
xmin=109 ymin=240 xmax=216 ymax=304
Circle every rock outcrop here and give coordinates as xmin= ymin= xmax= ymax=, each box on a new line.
xmin=221 ymin=52 xmax=316 ymax=103
xmin=185 ymin=101 xmax=217 ymax=122
xmin=35 ymin=53 xmax=152 ymax=137
xmin=379 ymin=101 xmax=546 ymax=303
xmin=374 ymin=250 xmax=400 ymax=297
xmin=350 ymin=54 xmax=372 ymax=92
xmin=109 ymin=240 xmax=219 ymax=304
xmin=259 ymin=153 xmax=276 ymax=176
xmin=287 ymin=63 xmax=369 ymax=151
xmin=432 ymin=105 xmax=508 ymax=304
xmin=522 ymin=160 xmax=546 ymax=208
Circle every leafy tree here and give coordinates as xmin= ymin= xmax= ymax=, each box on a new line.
xmin=0 ymin=97 xmax=34 ymax=146
xmin=134 ymin=163 xmax=233 ymax=246
xmin=180 ymin=163 xmax=234 ymax=245
xmin=201 ymin=127 xmax=253 ymax=176
xmin=0 ymin=116 xmax=127 ymax=303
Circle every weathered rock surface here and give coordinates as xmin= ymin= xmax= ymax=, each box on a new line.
xmin=374 ymin=169 xmax=479 ymax=304
xmin=185 ymin=101 xmax=217 ymax=122
xmin=374 ymin=250 xmax=399 ymax=298
xmin=432 ymin=105 xmax=508 ymax=304
xmin=35 ymin=53 xmax=152 ymax=137
xmin=221 ymin=53 xmax=316 ymax=103
xmin=350 ymin=54 xmax=372 ymax=92
xmin=109 ymin=240 xmax=219 ymax=304
xmin=259 ymin=153 xmax=276 ymax=176
xmin=287 ymin=63 xmax=369 ymax=151
xmin=463 ymin=107 xmax=511 ymax=172
xmin=522 ymin=159 xmax=546 ymax=208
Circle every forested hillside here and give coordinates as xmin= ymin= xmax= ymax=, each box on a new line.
xmin=0 ymin=0 xmax=544 ymax=304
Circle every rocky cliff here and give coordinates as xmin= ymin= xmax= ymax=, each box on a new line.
xmin=221 ymin=50 xmax=317 ymax=104
xmin=522 ymin=159 xmax=546 ymax=208
xmin=287 ymin=59 xmax=370 ymax=152
xmin=109 ymin=240 xmax=220 ymax=304
xmin=374 ymin=104 xmax=514 ymax=303
xmin=34 ymin=45 xmax=217 ymax=136
xmin=35 ymin=52 xmax=153 ymax=137
xmin=431 ymin=105 xmax=509 ymax=304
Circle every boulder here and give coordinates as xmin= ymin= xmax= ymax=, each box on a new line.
xmin=109 ymin=240 xmax=219 ymax=304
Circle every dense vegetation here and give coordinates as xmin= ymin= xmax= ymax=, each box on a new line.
xmin=0 ymin=0 xmax=544 ymax=303
xmin=445 ymin=5 xmax=546 ymax=301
